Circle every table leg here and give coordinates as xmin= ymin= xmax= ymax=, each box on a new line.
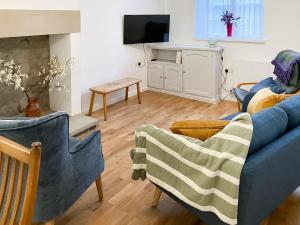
xmin=102 ymin=94 xmax=108 ymax=121
xmin=88 ymin=91 xmax=96 ymax=116
xmin=136 ymin=83 xmax=141 ymax=104
xmin=125 ymin=87 xmax=129 ymax=101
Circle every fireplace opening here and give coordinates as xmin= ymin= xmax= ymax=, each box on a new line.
xmin=0 ymin=35 xmax=51 ymax=116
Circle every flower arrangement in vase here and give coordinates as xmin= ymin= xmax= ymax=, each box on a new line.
xmin=0 ymin=56 xmax=71 ymax=117
xmin=220 ymin=10 xmax=240 ymax=37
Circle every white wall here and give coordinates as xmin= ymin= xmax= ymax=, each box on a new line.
xmin=80 ymin=0 xmax=165 ymax=113
xmin=0 ymin=0 xmax=80 ymax=10
xmin=165 ymin=0 xmax=300 ymax=91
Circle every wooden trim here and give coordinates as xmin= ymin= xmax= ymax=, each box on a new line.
xmin=0 ymin=10 xmax=80 ymax=38
xmin=19 ymin=142 xmax=42 ymax=225
xmin=0 ymin=136 xmax=31 ymax=163
xmin=237 ymin=82 xmax=258 ymax=89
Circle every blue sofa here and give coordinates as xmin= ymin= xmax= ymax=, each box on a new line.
xmin=157 ymin=95 xmax=300 ymax=225
xmin=0 ymin=112 xmax=105 ymax=223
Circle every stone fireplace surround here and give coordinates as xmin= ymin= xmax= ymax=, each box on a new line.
xmin=0 ymin=9 xmax=81 ymax=116
xmin=0 ymin=10 xmax=98 ymax=135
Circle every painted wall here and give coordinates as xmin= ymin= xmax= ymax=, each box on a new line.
xmin=0 ymin=0 xmax=80 ymax=10
xmin=165 ymin=0 xmax=300 ymax=91
xmin=80 ymin=0 xmax=165 ymax=112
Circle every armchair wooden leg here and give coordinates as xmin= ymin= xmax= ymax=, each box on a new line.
xmin=260 ymin=217 xmax=269 ymax=225
xmin=95 ymin=176 xmax=103 ymax=202
xmin=237 ymin=101 xmax=241 ymax=112
xmin=152 ymin=187 xmax=162 ymax=208
xmin=44 ymin=219 xmax=55 ymax=225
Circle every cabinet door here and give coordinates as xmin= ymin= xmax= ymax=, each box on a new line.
xmin=182 ymin=50 xmax=212 ymax=97
xmin=164 ymin=65 xmax=183 ymax=92
xmin=148 ymin=63 xmax=164 ymax=89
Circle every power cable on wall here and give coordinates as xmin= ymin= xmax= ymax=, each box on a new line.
xmin=218 ymin=46 xmax=231 ymax=101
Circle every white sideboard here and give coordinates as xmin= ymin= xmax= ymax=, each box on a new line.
xmin=147 ymin=44 xmax=223 ymax=103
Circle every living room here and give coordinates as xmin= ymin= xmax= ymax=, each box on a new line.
xmin=0 ymin=1 xmax=300 ymax=225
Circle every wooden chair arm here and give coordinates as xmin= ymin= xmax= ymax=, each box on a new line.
xmin=237 ymin=82 xmax=258 ymax=89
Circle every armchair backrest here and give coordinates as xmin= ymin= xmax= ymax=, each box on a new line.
xmin=0 ymin=136 xmax=41 ymax=225
xmin=0 ymin=112 xmax=69 ymax=189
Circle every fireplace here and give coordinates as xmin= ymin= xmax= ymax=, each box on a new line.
xmin=0 ymin=10 xmax=81 ymax=116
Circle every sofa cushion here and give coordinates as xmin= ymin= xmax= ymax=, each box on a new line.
xmin=222 ymin=108 xmax=288 ymax=154
xmin=249 ymin=107 xmax=288 ymax=154
xmin=170 ymin=120 xmax=229 ymax=141
xmin=247 ymin=88 xmax=287 ymax=114
xmin=276 ymin=94 xmax=300 ymax=130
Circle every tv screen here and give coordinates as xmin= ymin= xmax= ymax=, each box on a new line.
xmin=123 ymin=15 xmax=170 ymax=44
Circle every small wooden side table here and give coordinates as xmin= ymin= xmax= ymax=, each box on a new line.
xmin=88 ymin=77 xmax=142 ymax=121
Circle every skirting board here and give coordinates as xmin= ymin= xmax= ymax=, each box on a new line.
xmin=82 ymin=86 xmax=148 ymax=114
xmin=147 ymin=88 xmax=221 ymax=104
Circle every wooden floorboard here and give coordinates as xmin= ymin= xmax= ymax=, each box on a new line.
xmin=56 ymin=91 xmax=300 ymax=225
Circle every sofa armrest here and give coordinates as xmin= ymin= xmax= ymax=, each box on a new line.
xmin=69 ymin=130 xmax=101 ymax=154
xmin=238 ymin=126 xmax=300 ymax=225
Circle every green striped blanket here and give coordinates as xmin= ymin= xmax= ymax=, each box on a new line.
xmin=131 ymin=113 xmax=253 ymax=225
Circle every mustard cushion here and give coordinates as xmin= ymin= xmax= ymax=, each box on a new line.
xmin=170 ymin=120 xmax=229 ymax=141
xmin=247 ymin=88 xmax=287 ymax=114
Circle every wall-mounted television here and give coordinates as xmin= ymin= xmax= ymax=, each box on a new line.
xmin=123 ymin=15 xmax=170 ymax=44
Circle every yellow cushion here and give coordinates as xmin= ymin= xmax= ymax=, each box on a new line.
xmin=170 ymin=120 xmax=229 ymax=141
xmin=247 ymin=88 xmax=287 ymax=114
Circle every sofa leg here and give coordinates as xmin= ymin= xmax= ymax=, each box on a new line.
xmin=152 ymin=187 xmax=162 ymax=208
xmin=44 ymin=219 xmax=55 ymax=225
xmin=95 ymin=176 xmax=103 ymax=202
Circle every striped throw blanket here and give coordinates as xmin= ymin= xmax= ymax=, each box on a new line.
xmin=131 ymin=114 xmax=253 ymax=225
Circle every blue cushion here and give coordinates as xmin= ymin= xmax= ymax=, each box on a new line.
xmin=250 ymin=77 xmax=286 ymax=94
xmin=276 ymin=95 xmax=300 ymax=130
xmin=249 ymin=107 xmax=288 ymax=154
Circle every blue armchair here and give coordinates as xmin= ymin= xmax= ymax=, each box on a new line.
xmin=0 ymin=112 xmax=105 ymax=224
xmin=232 ymin=77 xmax=299 ymax=111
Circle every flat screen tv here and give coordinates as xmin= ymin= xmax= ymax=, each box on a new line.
xmin=123 ymin=15 xmax=170 ymax=44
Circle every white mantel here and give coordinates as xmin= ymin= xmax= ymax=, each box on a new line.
xmin=0 ymin=10 xmax=82 ymax=116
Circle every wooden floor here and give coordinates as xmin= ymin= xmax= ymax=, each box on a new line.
xmin=56 ymin=91 xmax=300 ymax=225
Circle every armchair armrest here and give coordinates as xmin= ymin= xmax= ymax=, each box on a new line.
xmin=69 ymin=130 xmax=101 ymax=154
xmin=237 ymin=82 xmax=258 ymax=89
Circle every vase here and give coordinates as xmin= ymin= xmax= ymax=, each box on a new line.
xmin=25 ymin=98 xmax=41 ymax=117
xmin=226 ymin=23 xmax=233 ymax=37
